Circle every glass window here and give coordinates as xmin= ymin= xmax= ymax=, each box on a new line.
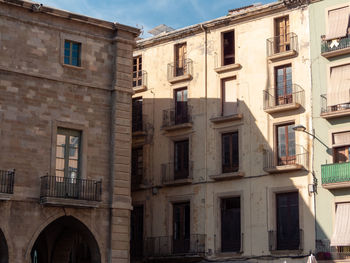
xmin=64 ymin=40 xmax=81 ymax=67
xmin=222 ymin=132 xmax=239 ymax=173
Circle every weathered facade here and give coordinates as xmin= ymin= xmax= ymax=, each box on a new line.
xmin=131 ymin=1 xmax=315 ymax=263
xmin=309 ymin=0 xmax=350 ymax=261
xmin=0 ymin=0 xmax=139 ymax=262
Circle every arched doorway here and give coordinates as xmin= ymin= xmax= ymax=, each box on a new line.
xmin=0 ymin=229 xmax=9 ymax=263
xmin=31 ymin=216 xmax=100 ymax=263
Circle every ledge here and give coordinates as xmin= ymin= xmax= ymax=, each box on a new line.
xmin=321 ymin=109 xmax=350 ymax=119
xmin=210 ymin=114 xmax=243 ymax=124
xmin=133 ymin=85 xmax=147 ymax=94
xmin=40 ymin=197 xmax=100 ymax=208
xmin=214 ymin=63 xmax=242 ymax=73
xmin=210 ymin=171 xmax=244 ymax=181
xmin=0 ymin=193 xmax=12 ymax=201
xmin=162 ymin=178 xmax=193 ymax=187
xmin=322 ymin=181 xmax=350 ymax=190
xmin=168 ymin=74 xmax=192 ymax=84
xmin=322 ymin=47 xmax=350 ymax=59
xmin=268 ymin=50 xmax=298 ymax=62
xmin=264 ymin=102 xmax=301 ymax=114
xmin=270 ymin=249 xmax=303 ymax=255
xmin=162 ymin=122 xmax=193 ymax=132
xmin=264 ymin=164 xmax=303 ymax=174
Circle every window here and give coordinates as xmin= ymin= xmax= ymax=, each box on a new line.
xmin=173 ymin=202 xmax=190 ymax=254
xmin=221 ymin=197 xmax=241 ymax=252
xmin=131 ymin=147 xmax=143 ymax=187
xmin=64 ymin=40 xmax=81 ymax=67
xmin=333 ymin=131 xmax=350 ymax=163
xmin=327 ymin=64 xmax=350 ymax=111
xmin=326 ymin=6 xmax=349 ymax=40
xmin=174 ymin=88 xmax=188 ymax=124
xmin=175 ymin=43 xmax=187 ymax=76
xmin=276 ymin=192 xmax=300 ymax=250
xmin=131 ymin=205 xmax=144 ymax=258
xmin=55 ymin=128 xmax=81 ymax=179
xmin=276 ymin=123 xmax=295 ymax=166
xmin=222 ymin=77 xmax=237 ymax=116
xmin=174 ymin=140 xmax=189 ymax=180
xmin=274 ymin=16 xmax=290 ymax=53
xmin=222 ymin=132 xmax=239 ymax=173
xmin=222 ymin=31 xmax=235 ymax=66
xmin=275 ymin=65 xmax=292 ymax=106
xmin=132 ymin=97 xmax=143 ymax=132
xmin=133 ymin=56 xmax=143 ymax=87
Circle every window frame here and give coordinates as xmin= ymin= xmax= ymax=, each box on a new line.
xmin=174 ymin=42 xmax=187 ymax=77
xmin=64 ymin=40 xmax=82 ymax=67
xmin=274 ymin=64 xmax=293 ymax=106
xmin=132 ymin=97 xmax=143 ymax=133
xmin=133 ymin=56 xmax=143 ymax=87
xmin=275 ymin=122 xmax=296 ymax=166
xmin=174 ymin=139 xmax=189 ymax=180
xmin=274 ymin=16 xmax=290 ymax=53
xmin=131 ymin=147 xmax=144 ymax=186
xmin=222 ymin=30 xmax=235 ymax=66
xmin=174 ymin=87 xmax=188 ymax=125
xmin=222 ymin=131 xmax=239 ymax=173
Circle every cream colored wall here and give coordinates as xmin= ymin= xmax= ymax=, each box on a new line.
xmin=132 ymin=5 xmax=314 ymax=261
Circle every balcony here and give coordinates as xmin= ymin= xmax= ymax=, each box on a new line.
xmin=213 ymin=52 xmax=241 ymax=74
xmin=0 ymin=169 xmax=15 ymax=200
xmin=321 ymin=162 xmax=350 ymax=189
xmin=320 ymin=93 xmax=350 ymax=119
xmin=133 ymin=70 xmax=148 ymax=93
xmin=144 ymin=234 xmax=205 ymax=258
xmin=263 ymin=146 xmax=308 ymax=174
xmin=132 ymin=114 xmax=148 ymax=146
xmin=161 ymin=162 xmax=193 ymax=186
xmin=268 ymin=229 xmax=303 ymax=252
xmin=167 ymin=59 xmax=193 ymax=84
xmin=263 ymin=84 xmax=304 ymax=114
xmin=40 ymin=175 xmax=102 ymax=207
xmin=162 ymin=106 xmax=192 ymax=132
xmin=266 ymin=33 xmax=298 ymax=61
xmin=321 ymin=35 xmax=350 ymax=58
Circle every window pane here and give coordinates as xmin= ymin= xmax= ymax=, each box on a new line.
xmin=222 ymin=135 xmax=230 ymax=165
xmin=56 ymin=158 xmax=65 ymax=170
xmin=57 ymin=134 xmax=66 ymax=146
xmin=56 ymin=146 xmax=65 ymax=158
xmin=55 ymin=170 xmax=64 ymax=178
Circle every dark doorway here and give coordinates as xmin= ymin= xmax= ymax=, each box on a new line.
xmin=0 ymin=229 xmax=8 ymax=263
xmin=221 ymin=197 xmax=241 ymax=252
xmin=173 ymin=202 xmax=190 ymax=254
xmin=131 ymin=205 xmax=144 ymax=259
xmin=31 ymin=216 xmax=101 ymax=263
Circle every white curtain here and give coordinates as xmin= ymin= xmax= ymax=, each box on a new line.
xmin=326 ymin=7 xmax=349 ymax=40
xmin=331 ymin=203 xmax=350 ymax=246
xmin=328 ymin=64 xmax=350 ymax=106
xmin=223 ymin=78 xmax=237 ymax=116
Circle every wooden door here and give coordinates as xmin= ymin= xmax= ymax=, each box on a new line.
xmin=175 ymin=43 xmax=187 ymax=76
xmin=275 ymin=65 xmax=292 ymax=106
xmin=277 ymin=124 xmax=296 ymax=166
xmin=173 ymin=202 xmax=190 ymax=254
xmin=275 ymin=16 xmax=290 ymax=53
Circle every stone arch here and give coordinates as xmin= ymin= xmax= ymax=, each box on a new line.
xmin=0 ymin=228 xmax=9 ymax=263
xmin=30 ymin=216 xmax=101 ymax=263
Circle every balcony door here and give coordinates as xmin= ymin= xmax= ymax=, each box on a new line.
xmin=175 ymin=43 xmax=187 ymax=76
xmin=131 ymin=205 xmax=144 ymax=259
xmin=174 ymin=140 xmax=189 ymax=180
xmin=132 ymin=97 xmax=143 ymax=132
xmin=333 ymin=132 xmax=350 ymax=163
xmin=221 ymin=197 xmax=241 ymax=252
xmin=275 ymin=16 xmax=290 ymax=53
xmin=277 ymin=123 xmax=295 ymax=166
xmin=222 ymin=77 xmax=237 ymax=116
xmin=275 ymin=65 xmax=292 ymax=106
xmin=173 ymin=202 xmax=190 ymax=254
xmin=175 ymin=88 xmax=188 ymax=125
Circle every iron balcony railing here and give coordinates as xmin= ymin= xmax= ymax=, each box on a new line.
xmin=268 ymin=229 xmax=303 ymax=251
xmin=0 ymin=169 xmax=15 ymax=194
xmin=263 ymin=84 xmax=304 ymax=110
xmin=263 ymin=145 xmax=309 ymax=170
xmin=162 ymin=105 xmax=192 ymax=128
xmin=167 ymin=58 xmax=193 ymax=80
xmin=321 ymin=162 xmax=350 ymax=185
xmin=144 ymin=234 xmax=205 ymax=257
xmin=161 ymin=161 xmax=193 ymax=184
xmin=316 ymin=239 xmax=350 ymax=260
xmin=321 ymin=93 xmax=350 ymax=114
xmin=40 ymin=175 xmax=102 ymax=202
xmin=321 ymin=35 xmax=350 ymax=54
xmin=133 ymin=70 xmax=147 ymax=88
xmin=132 ymin=114 xmax=148 ymax=133
xmin=266 ymin=32 xmax=298 ymax=57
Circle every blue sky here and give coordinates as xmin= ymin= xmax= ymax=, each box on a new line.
xmin=38 ymin=0 xmax=274 ymax=37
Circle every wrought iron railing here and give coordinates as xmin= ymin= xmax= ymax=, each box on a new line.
xmin=321 ymin=162 xmax=350 ymax=185
xmin=132 ymin=114 xmax=148 ymax=133
xmin=268 ymin=229 xmax=303 ymax=251
xmin=263 ymin=145 xmax=309 ymax=170
xmin=144 ymin=234 xmax=205 ymax=257
xmin=40 ymin=175 xmax=102 ymax=202
xmin=162 ymin=105 xmax=192 ymax=128
xmin=263 ymin=84 xmax=304 ymax=110
xmin=133 ymin=70 xmax=148 ymax=88
xmin=161 ymin=161 xmax=193 ymax=184
xmin=321 ymin=93 xmax=350 ymax=115
xmin=0 ymin=169 xmax=15 ymax=194
xmin=316 ymin=239 xmax=350 ymax=260
xmin=321 ymin=35 xmax=350 ymax=54
xmin=167 ymin=58 xmax=193 ymax=80
xmin=266 ymin=32 xmax=298 ymax=57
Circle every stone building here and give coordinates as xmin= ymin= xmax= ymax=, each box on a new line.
xmin=131 ymin=1 xmax=316 ymax=262
xmin=309 ymin=0 xmax=350 ymax=261
xmin=0 ymin=0 xmax=139 ymax=262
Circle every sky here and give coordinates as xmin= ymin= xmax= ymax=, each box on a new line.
xmin=37 ymin=0 xmax=274 ymax=37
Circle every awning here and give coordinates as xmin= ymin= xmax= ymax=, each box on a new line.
xmin=331 ymin=203 xmax=350 ymax=246
xmin=326 ymin=7 xmax=349 ymax=40
xmin=327 ymin=64 xmax=350 ymax=106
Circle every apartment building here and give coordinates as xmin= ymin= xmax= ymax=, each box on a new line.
xmin=309 ymin=0 xmax=350 ymax=261
xmin=0 ymin=0 xmax=139 ymax=262
xmin=131 ymin=0 xmax=315 ymax=262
